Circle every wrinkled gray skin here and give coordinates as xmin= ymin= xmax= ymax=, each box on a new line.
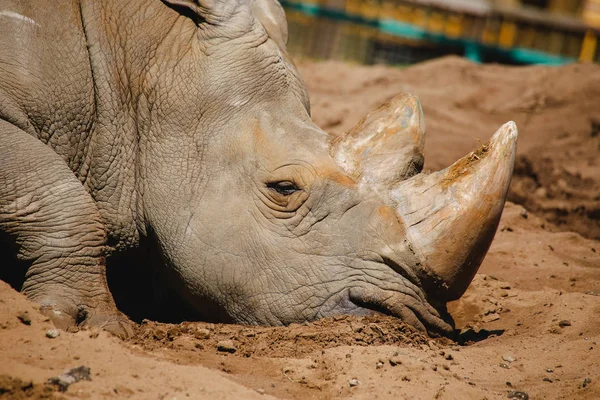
xmin=0 ymin=0 xmax=516 ymax=337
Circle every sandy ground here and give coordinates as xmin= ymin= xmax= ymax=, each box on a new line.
xmin=1 ymin=57 xmax=599 ymax=399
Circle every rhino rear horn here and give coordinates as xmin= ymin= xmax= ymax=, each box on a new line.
xmin=331 ymin=94 xmax=425 ymax=185
xmin=392 ymin=122 xmax=518 ymax=301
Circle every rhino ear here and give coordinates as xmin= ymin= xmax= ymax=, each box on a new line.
xmin=162 ymin=0 xmax=238 ymax=24
xmin=249 ymin=0 xmax=289 ymax=50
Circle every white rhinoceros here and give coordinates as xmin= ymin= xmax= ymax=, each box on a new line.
xmin=0 ymin=0 xmax=516 ymax=336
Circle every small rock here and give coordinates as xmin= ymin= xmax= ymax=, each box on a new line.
xmin=582 ymin=377 xmax=592 ymax=388
xmin=48 ymin=366 xmax=92 ymax=392
xmin=17 ymin=311 xmax=32 ymax=326
xmin=519 ymin=209 xmax=528 ymax=219
xmin=502 ymin=354 xmax=517 ymax=363
xmin=445 ymin=354 xmax=453 ymax=361
xmin=376 ymin=361 xmax=384 ymax=369
xmin=546 ymin=368 xmax=553 ymax=373
xmin=483 ymin=313 xmax=500 ymax=323
xmin=256 ymin=388 xmax=265 ymax=395
xmin=389 ymin=356 xmax=402 ymax=366
xmin=543 ymin=377 xmax=553 ymax=383
xmin=348 ymin=378 xmax=360 ymax=387
xmin=194 ymin=328 xmax=210 ymax=339
xmin=535 ymin=187 xmax=547 ymax=198
xmin=558 ymin=320 xmax=571 ymax=328
xmin=499 ymin=363 xmax=511 ymax=369
xmin=216 ymin=340 xmax=236 ymax=353
xmin=46 ymin=329 xmax=60 ymax=339
xmin=507 ymin=390 xmax=529 ymax=400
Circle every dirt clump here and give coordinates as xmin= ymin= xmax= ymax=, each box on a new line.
xmin=131 ymin=315 xmax=436 ymax=358
xmin=0 ymin=375 xmax=57 ymax=399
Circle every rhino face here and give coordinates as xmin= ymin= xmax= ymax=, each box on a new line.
xmin=147 ymin=0 xmax=517 ymax=335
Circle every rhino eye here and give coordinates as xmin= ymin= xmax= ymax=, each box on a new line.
xmin=267 ymin=181 xmax=299 ymax=196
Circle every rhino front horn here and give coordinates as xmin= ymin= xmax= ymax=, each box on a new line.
xmin=391 ymin=122 xmax=518 ymax=301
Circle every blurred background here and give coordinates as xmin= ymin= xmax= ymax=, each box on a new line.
xmin=281 ymin=0 xmax=600 ymax=65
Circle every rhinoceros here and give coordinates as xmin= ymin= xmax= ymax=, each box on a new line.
xmin=0 ymin=0 xmax=517 ymax=337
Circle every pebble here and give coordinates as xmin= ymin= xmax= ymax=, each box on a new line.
xmin=216 ymin=340 xmax=236 ymax=353
xmin=348 ymin=378 xmax=360 ymax=387
xmin=17 ymin=311 xmax=32 ymax=326
xmin=543 ymin=377 xmax=553 ymax=383
xmin=502 ymin=354 xmax=517 ymax=363
xmin=46 ymin=329 xmax=60 ymax=339
xmin=48 ymin=366 xmax=92 ymax=392
xmin=519 ymin=209 xmax=528 ymax=219
xmin=582 ymin=377 xmax=592 ymax=388
xmin=194 ymin=328 xmax=210 ymax=339
xmin=507 ymin=390 xmax=529 ymax=400
xmin=558 ymin=320 xmax=571 ymax=327
xmin=499 ymin=363 xmax=511 ymax=369
xmin=376 ymin=361 xmax=384 ymax=369
xmin=389 ymin=356 xmax=402 ymax=366
xmin=256 ymin=388 xmax=265 ymax=395
xmin=483 ymin=313 xmax=500 ymax=323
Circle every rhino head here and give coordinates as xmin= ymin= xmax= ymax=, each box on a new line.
xmin=147 ymin=0 xmax=517 ymax=335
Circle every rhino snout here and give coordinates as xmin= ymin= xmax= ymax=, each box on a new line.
xmin=335 ymin=94 xmax=517 ymax=321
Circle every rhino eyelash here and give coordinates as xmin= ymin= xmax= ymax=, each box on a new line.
xmin=266 ymin=181 xmax=299 ymax=196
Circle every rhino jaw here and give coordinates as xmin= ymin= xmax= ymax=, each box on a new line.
xmin=392 ymin=121 xmax=518 ymax=301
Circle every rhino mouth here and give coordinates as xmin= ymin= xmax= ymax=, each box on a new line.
xmin=325 ymin=256 xmax=455 ymax=336
xmin=347 ymin=284 xmax=454 ymax=336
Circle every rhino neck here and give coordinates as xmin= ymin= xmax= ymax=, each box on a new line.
xmin=71 ymin=0 xmax=188 ymax=252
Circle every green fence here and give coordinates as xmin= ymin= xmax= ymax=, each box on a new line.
xmin=281 ymin=0 xmax=594 ymax=65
